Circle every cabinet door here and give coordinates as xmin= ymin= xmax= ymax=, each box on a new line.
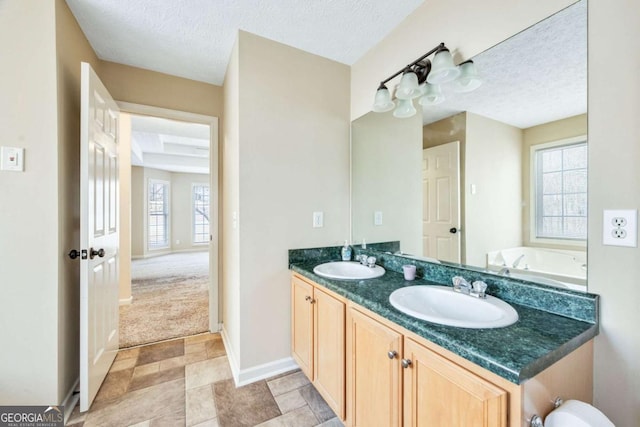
xmin=314 ymin=287 xmax=346 ymax=420
xmin=403 ymin=338 xmax=507 ymax=427
xmin=291 ymin=276 xmax=314 ymax=379
xmin=347 ymin=308 xmax=402 ymax=427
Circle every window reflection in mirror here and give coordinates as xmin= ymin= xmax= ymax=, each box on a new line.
xmin=351 ymin=0 xmax=587 ymax=291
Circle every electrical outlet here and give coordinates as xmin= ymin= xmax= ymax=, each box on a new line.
xmin=612 ymin=228 xmax=626 ymax=239
xmin=612 ymin=217 xmax=627 ymax=227
xmin=603 ymin=209 xmax=637 ymax=247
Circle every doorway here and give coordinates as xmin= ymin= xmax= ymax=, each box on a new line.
xmin=117 ymin=103 xmax=219 ymax=348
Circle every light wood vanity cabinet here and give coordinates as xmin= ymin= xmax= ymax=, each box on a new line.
xmin=402 ymin=337 xmax=507 ymax=427
xmin=346 ymin=306 xmax=506 ymax=427
xmin=291 ymin=273 xmax=593 ymax=427
xmin=291 ymin=274 xmax=345 ymax=419
xmin=346 ymin=307 xmax=403 ymax=427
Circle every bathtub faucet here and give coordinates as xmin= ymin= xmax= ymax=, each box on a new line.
xmin=512 ymin=254 xmax=525 ymax=269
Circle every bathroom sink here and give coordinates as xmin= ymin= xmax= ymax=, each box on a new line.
xmin=389 ymin=285 xmax=518 ymax=328
xmin=313 ymin=261 xmax=385 ymax=280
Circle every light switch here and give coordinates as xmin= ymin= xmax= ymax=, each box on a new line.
xmin=374 ymin=211 xmax=383 ymax=226
xmin=1 ymin=146 xmax=24 ymax=171
xmin=313 ymin=211 xmax=324 ymax=228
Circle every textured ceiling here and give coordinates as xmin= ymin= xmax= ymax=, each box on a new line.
xmin=65 ymin=0 xmax=425 ymax=85
xmin=422 ymin=0 xmax=587 ymax=129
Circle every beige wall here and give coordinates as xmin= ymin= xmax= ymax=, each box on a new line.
xmin=464 ymin=112 xmax=522 ymax=266
xmin=352 ymin=110 xmax=423 ymax=254
xmin=522 ymin=114 xmax=587 ymax=249
xmin=0 ymin=0 xmax=59 ymax=405
xmin=118 ymin=113 xmax=132 ymax=302
xmin=221 ymin=37 xmax=241 ymax=363
xmin=99 ymin=61 xmax=223 ymax=119
xmin=0 ymin=0 xmax=100 ymax=404
xmin=131 ymin=166 xmax=145 ymax=259
xmin=589 ymin=1 xmax=640 ymax=425
xmin=223 ymin=31 xmax=351 ymax=378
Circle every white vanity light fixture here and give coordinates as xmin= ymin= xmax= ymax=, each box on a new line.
xmin=453 ymin=60 xmax=483 ymax=93
xmin=418 ymin=82 xmax=445 ymax=106
xmin=372 ymin=83 xmax=395 ymax=112
xmin=395 ymin=66 xmax=422 ymax=100
xmin=371 ymin=42 xmax=481 ymax=118
xmin=426 ymin=46 xmax=461 ymax=84
xmin=393 ymin=98 xmax=417 ymax=118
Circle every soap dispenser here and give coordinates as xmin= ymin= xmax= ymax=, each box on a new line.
xmin=341 ymin=240 xmax=352 ymax=261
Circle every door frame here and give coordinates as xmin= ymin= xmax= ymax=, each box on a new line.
xmin=116 ymin=101 xmax=220 ymax=332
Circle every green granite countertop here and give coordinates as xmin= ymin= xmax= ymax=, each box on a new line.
xmin=291 ymin=261 xmax=598 ymax=385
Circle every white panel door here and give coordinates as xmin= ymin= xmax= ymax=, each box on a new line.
xmin=422 ymin=141 xmax=460 ymax=263
xmin=80 ymin=62 xmax=120 ymax=412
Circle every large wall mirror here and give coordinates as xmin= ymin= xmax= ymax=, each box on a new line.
xmin=352 ymin=0 xmax=587 ymax=291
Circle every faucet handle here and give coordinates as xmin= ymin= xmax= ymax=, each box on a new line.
xmin=472 ymin=281 xmax=488 ymax=298
xmin=452 ymin=276 xmax=472 ymax=294
xmin=452 ymin=276 xmax=469 ymax=288
xmin=366 ymin=256 xmax=377 ymax=267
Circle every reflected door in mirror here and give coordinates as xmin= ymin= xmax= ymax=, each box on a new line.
xmin=423 ymin=141 xmax=461 ymax=263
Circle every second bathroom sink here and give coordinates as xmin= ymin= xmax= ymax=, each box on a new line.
xmin=389 ymin=285 xmax=518 ymax=328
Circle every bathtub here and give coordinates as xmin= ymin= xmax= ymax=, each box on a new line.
xmin=486 ymin=247 xmax=587 ymax=291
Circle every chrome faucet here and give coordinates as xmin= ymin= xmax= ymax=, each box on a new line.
xmin=356 ymin=254 xmax=377 ymax=268
xmin=452 ymin=276 xmax=487 ymax=298
xmin=498 ymin=267 xmax=510 ymax=276
xmin=512 ymin=254 xmax=525 ymax=269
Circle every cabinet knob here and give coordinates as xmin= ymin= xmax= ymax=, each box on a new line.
xmin=305 ymin=296 xmax=312 ymax=301
xmin=387 ymin=350 xmax=397 ymax=359
xmin=401 ymin=358 xmax=412 ymax=369
xmin=310 ymin=299 xmax=316 ymax=304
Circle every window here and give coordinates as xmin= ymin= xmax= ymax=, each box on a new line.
xmin=533 ymin=139 xmax=587 ymax=241
xmin=148 ymin=180 xmax=169 ymax=249
xmin=193 ymin=184 xmax=210 ymax=244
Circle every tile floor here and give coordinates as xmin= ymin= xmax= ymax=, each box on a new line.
xmin=66 ymin=333 xmax=343 ymax=427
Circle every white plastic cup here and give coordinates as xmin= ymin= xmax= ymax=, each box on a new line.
xmin=403 ymin=265 xmax=416 ymax=281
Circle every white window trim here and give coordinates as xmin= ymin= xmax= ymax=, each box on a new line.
xmin=192 ymin=182 xmax=210 ymax=246
xmin=529 ymin=135 xmax=587 ymax=248
xmin=148 ymin=178 xmax=171 ymax=251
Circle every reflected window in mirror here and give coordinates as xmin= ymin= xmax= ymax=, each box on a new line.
xmin=532 ymin=136 xmax=587 ymax=243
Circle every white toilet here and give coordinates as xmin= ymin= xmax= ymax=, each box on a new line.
xmin=538 ymin=400 xmax=614 ymax=427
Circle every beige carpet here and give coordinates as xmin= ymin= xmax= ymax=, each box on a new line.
xmin=119 ymin=252 xmax=209 ymax=348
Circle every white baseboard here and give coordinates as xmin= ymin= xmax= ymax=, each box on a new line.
xmin=131 ymin=248 xmax=208 ymax=260
xmin=119 ymin=296 xmax=133 ymax=306
xmin=220 ymin=326 xmax=298 ymax=387
xmin=62 ymin=377 xmax=80 ymax=425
